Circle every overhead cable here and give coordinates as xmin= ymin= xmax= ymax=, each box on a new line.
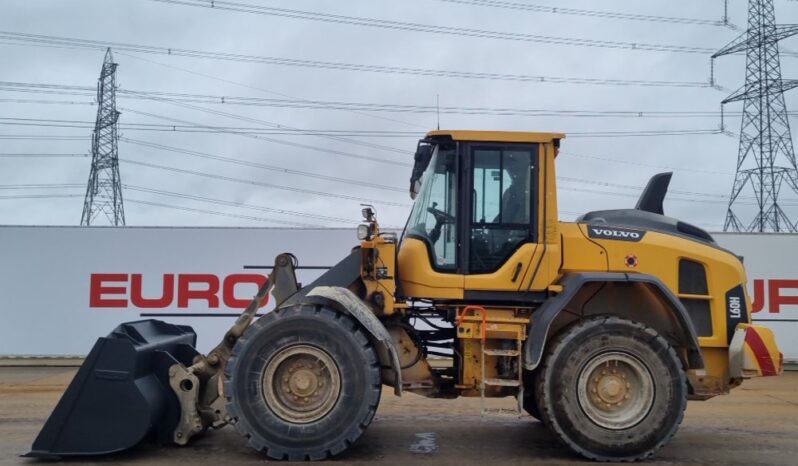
xmin=0 ymin=32 xmax=718 ymax=87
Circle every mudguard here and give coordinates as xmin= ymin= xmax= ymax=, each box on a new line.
xmin=305 ymin=286 xmax=403 ymax=395
xmin=523 ymin=272 xmax=705 ymax=371
xmin=26 ymin=320 xmax=199 ymax=458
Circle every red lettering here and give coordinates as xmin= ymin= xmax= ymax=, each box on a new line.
xmin=768 ymin=279 xmax=798 ymax=313
xmin=131 ymin=274 xmax=174 ymax=308
xmin=223 ymin=274 xmax=269 ymax=308
xmin=751 ymin=279 xmax=765 ymax=313
xmin=177 ymin=274 xmax=220 ymax=308
xmin=90 ymin=273 xmax=128 ymax=307
xmin=89 ymin=272 xmax=278 ymax=310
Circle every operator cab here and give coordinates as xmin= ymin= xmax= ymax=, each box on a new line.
xmin=399 ymin=130 xmax=564 ymax=300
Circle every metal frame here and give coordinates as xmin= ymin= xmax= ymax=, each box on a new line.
xmin=81 ymin=48 xmax=125 ymax=226
xmin=713 ymin=0 xmax=798 ymax=232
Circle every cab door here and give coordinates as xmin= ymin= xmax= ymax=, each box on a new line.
xmin=463 ymin=142 xmax=544 ymax=296
xmin=398 ymin=142 xmax=465 ymax=299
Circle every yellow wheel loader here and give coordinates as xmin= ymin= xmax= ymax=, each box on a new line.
xmin=28 ymin=130 xmax=783 ymax=461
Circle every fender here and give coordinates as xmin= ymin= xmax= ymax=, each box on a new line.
xmin=303 ymin=286 xmax=403 ymax=395
xmin=523 ymin=272 xmax=705 ymax=371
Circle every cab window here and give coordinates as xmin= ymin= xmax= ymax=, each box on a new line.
xmin=470 ymin=146 xmax=536 ymax=274
xmin=404 ymin=145 xmax=458 ymax=270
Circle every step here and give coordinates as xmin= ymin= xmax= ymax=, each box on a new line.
xmin=483 ymin=377 xmax=521 ymax=387
xmin=482 ymin=349 xmax=520 ymax=357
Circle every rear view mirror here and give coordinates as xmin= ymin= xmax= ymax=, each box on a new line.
xmin=410 ymin=141 xmax=435 ymax=199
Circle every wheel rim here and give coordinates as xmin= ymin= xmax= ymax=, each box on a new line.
xmin=261 ymin=344 xmax=341 ymax=424
xmin=576 ymin=351 xmax=654 ymax=430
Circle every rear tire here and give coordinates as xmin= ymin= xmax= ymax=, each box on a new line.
xmin=224 ymin=304 xmax=381 ymax=460
xmin=536 ymin=316 xmax=687 ymax=462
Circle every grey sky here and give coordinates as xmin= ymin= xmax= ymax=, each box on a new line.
xmin=1 ymin=0 xmax=796 ymax=230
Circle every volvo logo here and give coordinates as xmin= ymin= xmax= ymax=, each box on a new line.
xmin=587 ymin=226 xmax=646 ymax=242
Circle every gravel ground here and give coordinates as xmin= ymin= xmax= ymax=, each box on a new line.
xmin=2 ymin=367 xmax=797 ymax=465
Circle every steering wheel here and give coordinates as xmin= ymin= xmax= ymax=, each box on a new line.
xmin=426 ymin=203 xmax=455 ymax=244
xmin=426 ymin=204 xmax=455 ymax=225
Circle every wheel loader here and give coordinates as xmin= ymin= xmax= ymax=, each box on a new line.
xmin=28 ymin=130 xmax=782 ymax=462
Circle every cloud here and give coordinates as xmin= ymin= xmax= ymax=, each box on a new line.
xmin=0 ymin=0 xmax=795 ymax=231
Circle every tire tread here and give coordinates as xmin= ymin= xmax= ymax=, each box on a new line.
xmin=224 ymin=303 xmax=381 ymax=460
xmin=536 ymin=316 xmax=687 ymax=462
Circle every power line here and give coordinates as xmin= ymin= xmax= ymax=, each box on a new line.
xmin=114 ymin=51 xmax=428 ymax=130
xmin=558 ymin=174 xmax=796 ymax=203
xmin=0 ymin=183 xmax=83 ymax=190
xmin=561 ymin=151 xmax=734 ymax=176
xmin=126 ymin=198 xmax=320 ymax=227
xmin=0 ymin=193 xmax=82 ymax=200
xmin=117 ymin=94 xmax=742 ymax=118
xmin=557 ymin=184 xmax=798 ymax=206
xmin=567 ymin=129 xmax=726 ymax=138
xmin=118 ymin=93 xmax=414 ymax=153
xmin=14 ymin=80 xmax=798 ymax=120
xmin=7 ymin=168 xmax=785 ymax=207
xmin=121 ymin=93 xmax=765 ymax=118
xmin=0 ymin=81 xmax=90 ymax=93
xmin=8 ymin=80 xmax=797 ymax=122
xmin=126 ymin=189 xmax=322 ymax=227
xmin=0 ymin=153 xmax=88 ymax=158
xmin=0 ymin=134 xmax=90 ymax=140
xmin=433 ymin=0 xmax=730 ymax=27
xmin=117 ymin=108 xmax=414 ymax=167
xmin=147 ymin=0 xmax=725 ymax=54
xmin=119 ymin=158 xmax=411 ymax=208
xmin=0 ymin=97 xmax=93 ymax=105
xmin=0 ymin=113 xmax=734 ymax=140
xmin=0 ymin=80 xmax=740 ymax=117
xmin=0 ymin=32 xmax=717 ymax=87
xmin=559 ymin=182 xmax=798 ymax=206
xmin=0 ymin=182 xmax=369 ymax=225
xmin=0 ymin=176 xmax=766 ymax=203
xmin=0 ymin=115 xmax=421 ymax=137
xmin=124 ymin=184 xmax=355 ymax=225
xmin=558 ymin=176 xmax=725 ymax=199
xmin=120 ymin=137 xmax=406 ymax=193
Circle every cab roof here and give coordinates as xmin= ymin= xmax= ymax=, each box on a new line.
xmin=425 ymin=129 xmax=566 ymax=143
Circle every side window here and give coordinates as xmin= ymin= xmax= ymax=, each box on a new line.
xmin=404 ymin=145 xmax=458 ymax=270
xmin=470 ymin=146 xmax=535 ymax=274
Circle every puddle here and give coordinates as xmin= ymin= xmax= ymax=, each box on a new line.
xmin=409 ymin=432 xmax=438 ymax=454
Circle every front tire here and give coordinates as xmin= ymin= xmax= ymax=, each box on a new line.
xmin=522 ymin=370 xmax=540 ymax=420
xmin=224 ymin=304 xmax=381 ymax=460
xmin=536 ymin=316 xmax=687 ymax=462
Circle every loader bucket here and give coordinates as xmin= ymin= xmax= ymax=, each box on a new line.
xmin=25 ymin=319 xmax=199 ymax=458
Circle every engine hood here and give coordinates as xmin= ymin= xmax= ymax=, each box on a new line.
xmin=577 ymin=208 xmax=715 ymax=245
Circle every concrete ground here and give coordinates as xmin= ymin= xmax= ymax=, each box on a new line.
xmin=1 ymin=367 xmax=797 ymax=466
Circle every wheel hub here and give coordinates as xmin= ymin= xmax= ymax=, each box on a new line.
xmin=593 ymin=371 xmax=630 ymax=407
xmin=261 ymin=345 xmax=341 ymax=424
xmin=577 ymin=352 xmax=654 ymax=430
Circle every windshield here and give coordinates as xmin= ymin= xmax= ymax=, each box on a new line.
xmin=403 ymin=144 xmax=458 ymax=270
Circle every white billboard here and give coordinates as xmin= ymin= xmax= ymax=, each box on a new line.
xmin=715 ymin=233 xmax=798 ymax=362
xmin=0 ymin=226 xmax=796 ymax=361
xmin=0 ymin=226 xmax=354 ymax=356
